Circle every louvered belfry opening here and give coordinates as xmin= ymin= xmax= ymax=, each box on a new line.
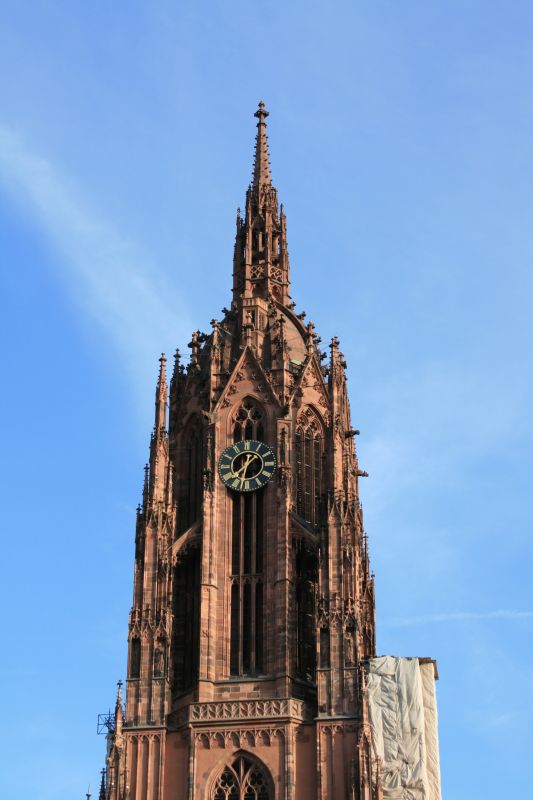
xmin=230 ymin=399 xmax=265 ymax=676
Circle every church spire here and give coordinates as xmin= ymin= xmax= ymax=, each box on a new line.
xmin=232 ymin=103 xmax=290 ymax=309
xmin=252 ymin=101 xmax=271 ymax=190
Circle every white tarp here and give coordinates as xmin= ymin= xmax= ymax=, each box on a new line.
xmin=365 ymin=656 xmax=442 ymax=800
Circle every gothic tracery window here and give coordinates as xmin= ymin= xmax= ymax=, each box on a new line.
xmin=230 ymin=398 xmax=265 ymax=676
xmin=295 ymin=407 xmax=324 ymax=527
xmin=212 ymin=755 xmax=272 ymax=800
xmin=233 ymin=397 xmax=264 ymax=442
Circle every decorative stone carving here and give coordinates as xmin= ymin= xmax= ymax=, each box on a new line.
xmin=188 ymin=698 xmax=311 ymax=723
xmin=193 ymin=727 xmax=284 ymax=749
xmin=317 ymin=595 xmax=356 ymax=629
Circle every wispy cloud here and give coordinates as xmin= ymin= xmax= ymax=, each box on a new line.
xmin=383 ymin=609 xmax=533 ymax=627
xmin=0 ymin=125 xmax=191 ymax=397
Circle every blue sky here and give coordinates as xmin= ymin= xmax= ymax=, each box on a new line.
xmin=1 ymin=1 xmax=532 ymax=797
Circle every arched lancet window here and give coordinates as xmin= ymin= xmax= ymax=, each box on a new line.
xmin=295 ymin=407 xmax=324 ymax=527
xmin=230 ymin=398 xmax=265 ymax=676
xmin=212 ymin=754 xmax=273 ymax=800
xmin=179 ymin=416 xmax=203 ymax=532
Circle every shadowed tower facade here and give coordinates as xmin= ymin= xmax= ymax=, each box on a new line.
xmin=101 ymin=103 xmax=380 ymax=800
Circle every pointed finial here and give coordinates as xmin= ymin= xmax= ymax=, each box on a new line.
xmin=188 ymin=330 xmax=201 ymax=365
xmin=143 ymin=463 xmax=149 ymax=495
xmin=99 ymin=769 xmax=106 ymax=800
xmin=157 ymin=353 xmax=167 ymax=385
xmin=172 ymin=347 xmax=182 ymax=381
xmin=254 ymin=100 xmax=269 ymax=123
xmin=116 ymin=678 xmax=123 ymax=715
xmin=306 ymin=321 xmax=316 ymax=353
xmin=154 ymin=353 xmax=168 ymax=435
xmin=115 ymin=679 xmax=123 ymax=735
xmin=252 ymin=101 xmax=271 ymax=189
xmin=330 ymin=336 xmax=340 ymax=362
xmin=86 ymin=785 xmax=91 ymax=800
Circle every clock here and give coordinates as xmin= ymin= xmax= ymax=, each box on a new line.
xmin=218 ymin=439 xmax=276 ymax=492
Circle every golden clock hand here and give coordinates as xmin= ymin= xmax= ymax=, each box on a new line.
xmin=241 ymin=452 xmax=260 ymax=479
xmin=233 ymin=453 xmax=254 ymax=478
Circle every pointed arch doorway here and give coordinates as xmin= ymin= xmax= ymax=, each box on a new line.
xmin=211 ymin=752 xmax=274 ymax=800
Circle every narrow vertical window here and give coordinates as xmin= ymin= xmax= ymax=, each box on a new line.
xmin=129 ymin=638 xmax=141 ymax=678
xmin=320 ymin=628 xmax=330 ymax=668
xmin=179 ymin=417 xmax=203 ymax=532
xmin=172 ymin=547 xmax=200 ymax=694
xmin=255 ymin=582 xmax=263 ymax=672
xmin=295 ymin=428 xmax=303 ymax=512
xmin=229 ymin=398 xmax=266 ymax=676
xmin=230 ymin=582 xmax=239 ymax=675
xmin=295 ymin=543 xmax=317 ymax=681
xmin=295 ymin=408 xmax=324 ymax=527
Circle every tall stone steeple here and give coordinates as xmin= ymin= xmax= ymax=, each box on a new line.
xmin=233 ymin=101 xmax=291 ymax=312
xmin=97 ymin=103 xmax=381 ymax=800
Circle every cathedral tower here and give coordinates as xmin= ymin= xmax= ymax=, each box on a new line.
xmin=101 ymin=102 xmax=382 ymax=800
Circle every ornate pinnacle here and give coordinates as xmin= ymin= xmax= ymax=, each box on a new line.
xmin=114 ymin=679 xmax=123 ymax=736
xmin=99 ymin=769 xmax=106 ymax=800
xmin=142 ymin=464 xmax=149 ymax=505
xmin=306 ymin=321 xmax=316 ymax=353
xmin=154 ymin=353 xmax=168 ymax=434
xmin=157 ymin=353 xmax=166 ymax=385
xmin=171 ymin=348 xmax=182 ymax=383
xmin=252 ymin=101 xmax=272 ymax=189
xmin=188 ymin=330 xmax=201 ymax=365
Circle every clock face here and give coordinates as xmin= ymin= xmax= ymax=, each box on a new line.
xmin=218 ymin=439 xmax=276 ymax=492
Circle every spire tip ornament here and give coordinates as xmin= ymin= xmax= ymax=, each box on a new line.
xmin=254 ymin=100 xmax=269 ymax=121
